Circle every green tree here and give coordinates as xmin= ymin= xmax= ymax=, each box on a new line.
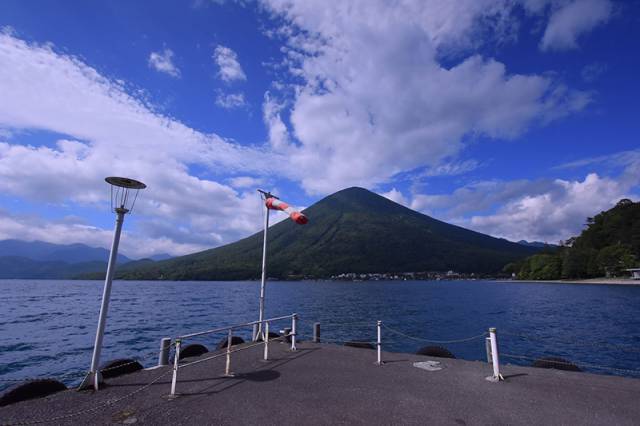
xmin=596 ymin=244 xmax=636 ymax=277
xmin=511 ymin=199 xmax=640 ymax=280
xmin=562 ymin=247 xmax=598 ymax=278
xmin=528 ymin=253 xmax=562 ymax=280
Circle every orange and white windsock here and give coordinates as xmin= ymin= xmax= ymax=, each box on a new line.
xmin=265 ymin=197 xmax=308 ymax=225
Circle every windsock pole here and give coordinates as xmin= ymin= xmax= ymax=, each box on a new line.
xmin=256 ymin=198 xmax=270 ymax=341
xmin=254 ymin=189 xmax=308 ymax=341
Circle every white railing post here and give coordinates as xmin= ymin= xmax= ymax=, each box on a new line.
xmin=225 ymin=329 xmax=233 ymax=376
xmin=263 ymin=321 xmax=270 ymax=361
xmin=170 ymin=339 xmax=181 ymax=396
xmin=485 ymin=336 xmax=492 ymax=363
xmin=158 ymin=337 xmax=171 ymax=367
xmin=486 ymin=327 xmax=504 ymax=382
xmin=376 ymin=320 xmax=382 ymax=365
xmin=291 ymin=314 xmax=298 ymax=351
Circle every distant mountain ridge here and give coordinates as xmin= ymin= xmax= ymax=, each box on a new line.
xmin=0 ymin=239 xmax=173 ymax=279
xmin=0 ymin=257 xmax=109 ymax=279
xmin=118 ymin=187 xmax=539 ymax=280
xmin=0 ymin=239 xmax=133 ymax=279
xmin=0 ymin=239 xmax=131 ymax=264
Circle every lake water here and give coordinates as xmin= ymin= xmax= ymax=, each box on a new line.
xmin=1 ymin=279 xmax=639 ymax=390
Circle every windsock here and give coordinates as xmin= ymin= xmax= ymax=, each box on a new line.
xmin=265 ymin=197 xmax=308 ymax=225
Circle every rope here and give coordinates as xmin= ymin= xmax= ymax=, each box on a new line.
xmin=381 ymin=324 xmax=487 ymax=344
xmin=501 ymin=353 xmax=640 ymax=375
xmin=298 ymin=318 xmax=374 ymax=327
xmin=1 ymin=369 xmax=173 ymax=426
xmin=176 ymin=336 xmax=288 ymax=370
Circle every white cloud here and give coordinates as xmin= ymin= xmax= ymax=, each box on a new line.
xmin=0 ymin=33 xmax=281 ymax=256
xmin=215 ymin=92 xmax=247 ymax=109
xmin=410 ymin=153 xmax=640 ymax=243
xmin=467 ymin=173 xmax=632 ymax=243
xmin=213 ymin=45 xmax=246 ymax=82
xmin=540 ymin=0 xmax=612 ymax=51
xmin=422 ymin=160 xmax=480 ymax=177
xmin=262 ymin=92 xmax=290 ymax=151
xmin=228 ymin=176 xmax=265 ymax=189
xmin=0 ymin=209 xmax=206 ymax=259
xmin=148 ymin=48 xmax=181 ymax=78
xmin=0 ymin=0 xmax=619 ymax=257
xmin=381 ymin=188 xmax=409 ymax=207
xmin=260 ymin=0 xmax=592 ymax=195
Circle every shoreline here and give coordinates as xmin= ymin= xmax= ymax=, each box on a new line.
xmin=497 ymin=278 xmax=640 ymax=286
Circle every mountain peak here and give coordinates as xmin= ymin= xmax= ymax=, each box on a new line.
xmin=313 ymin=186 xmax=406 ymax=215
xmin=119 ymin=186 xmax=538 ymax=280
xmin=323 ymin=186 xmax=377 ymax=201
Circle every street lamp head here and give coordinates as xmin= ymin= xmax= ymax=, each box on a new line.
xmin=105 ymin=176 xmax=147 ymax=214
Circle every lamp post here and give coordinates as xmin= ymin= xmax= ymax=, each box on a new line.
xmin=79 ymin=177 xmax=146 ymax=391
xmin=254 ymin=189 xmax=308 ymax=341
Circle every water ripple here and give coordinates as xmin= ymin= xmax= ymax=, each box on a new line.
xmin=1 ymin=279 xmax=640 ymax=391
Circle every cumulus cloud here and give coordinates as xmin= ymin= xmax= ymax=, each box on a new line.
xmin=410 ymin=152 xmax=640 ymax=243
xmin=215 ymin=92 xmax=247 ymax=109
xmin=0 ymin=33 xmax=281 ymax=256
xmin=262 ymin=92 xmax=290 ymax=151
xmin=228 ymin=176 xmax=265 ymax=189
xmin=0 ymin=0 xmax=618 ymax=256
xmin=381 ymin=188 xmax=409 ymax=207
xmin=467 ymin=173 xmax=632 ymax=243
xmin=213 ymin=45 xmax=247 ymax=82
xmin=148 ymin=48 xmax=181 ymax=78
xmin=539 ymin=0 xmax=612 ymax=51
xmin=260 ymin=0 xmax=592 ymax=194
xmin=0 ymin=209 xmax=206 ymax=258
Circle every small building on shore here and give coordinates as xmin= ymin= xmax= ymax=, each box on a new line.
xmin=626 ymin=268 xmax=640 ymax=280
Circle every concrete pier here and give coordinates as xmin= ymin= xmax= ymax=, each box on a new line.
xmin=1 ymin=341 xmax=639 ymax=425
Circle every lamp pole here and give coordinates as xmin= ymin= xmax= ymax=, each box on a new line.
xmin=80 ymin=207 xmax=126 ymax=390
xmin=79 ymin=177 xmax=145 ymax=391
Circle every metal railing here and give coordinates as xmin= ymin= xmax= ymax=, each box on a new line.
xmin=169 ymin=313 xmax=298 ymax=396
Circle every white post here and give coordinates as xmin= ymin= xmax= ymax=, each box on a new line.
xmin=263 ymin=321 xmax=270 ymax=361
xmin=486 ymin=327 xmax=504 ymax=382
xmin=171 ymin=339 xmax=181 ymax=396
xmin=485 ymin=337 xmax=492 ymax=363
xmin=225 ymin=329 xmax=233 ymax=376
xmin=158 ymin=337 xmax=171 ymax=367
xmin=79 ymin=208 xmax=126 ymax=391
xmin=257 ymin=206 xmax=270 ymax=341
xmin=291 ymin=314 xmax=297 ymax=351
xmin=376 ymin=320 xmax=382 ymax=365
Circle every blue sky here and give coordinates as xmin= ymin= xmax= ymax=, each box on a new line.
xmin=0 ymin=0 xmax=638 ymax=258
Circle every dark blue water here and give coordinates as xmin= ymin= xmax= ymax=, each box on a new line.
xmin=1 ymin=279 xmax=639 ymax=390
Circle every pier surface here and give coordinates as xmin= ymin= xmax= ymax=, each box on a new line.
xmin=1 ymin=341 xmax=639 ymax=425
